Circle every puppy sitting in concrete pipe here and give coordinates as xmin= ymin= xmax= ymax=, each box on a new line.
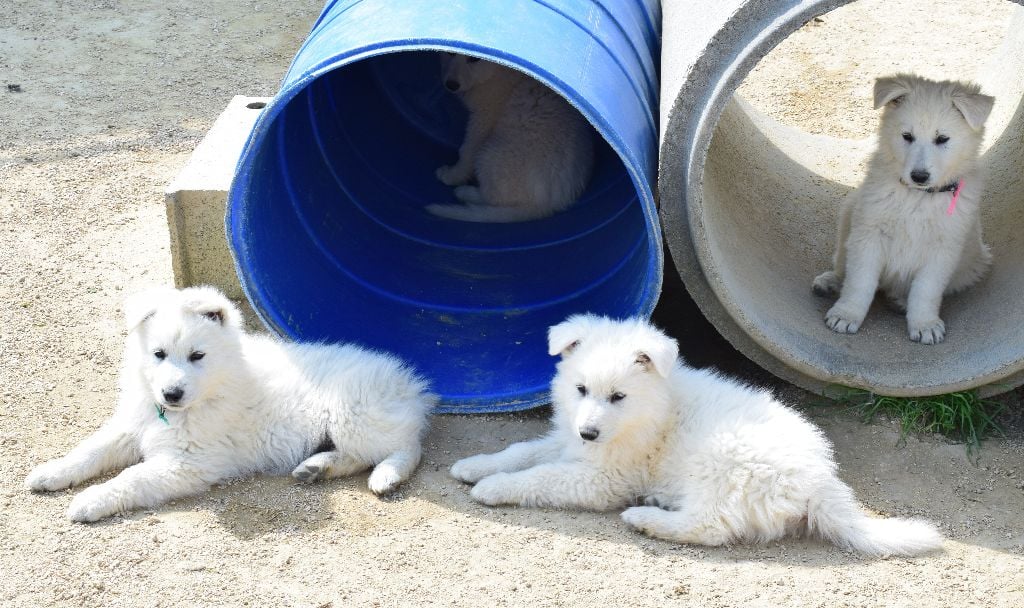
xmin=814 ymin=74 xmax=994 ymax=344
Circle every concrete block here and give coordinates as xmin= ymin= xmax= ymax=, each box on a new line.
xmin=165 ymin=95 xmax=269 ymax=299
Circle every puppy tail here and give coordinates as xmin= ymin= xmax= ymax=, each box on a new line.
xmin=425 ymin=203 xmax=553 ymax=223
xmin=807 ymin=479 xmax=943 ymax=557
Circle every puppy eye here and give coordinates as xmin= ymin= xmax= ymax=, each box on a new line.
xmin=576 ymin=384 xmax=587 ymax=396
xmin=902 ymin=132 xmax=915 ymax=143
xmin=609 ymin=392 xmax=626 ymax=403
xmin=153 ymin=349 xmax=166 ymax=360
xmin=935 ymin=134 xmax=949 ymax=145
xmin=188 ymin=351 xmax=205 ymax=362
xmin=466 ymin=57 xmax=481 ymax=63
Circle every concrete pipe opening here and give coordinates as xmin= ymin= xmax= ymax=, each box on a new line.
xmin=660 ymin=0 xmax=1024 ymax=396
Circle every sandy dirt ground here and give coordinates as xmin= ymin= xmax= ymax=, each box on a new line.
xmin=1 ymin=1 xmax=1022 ymax=606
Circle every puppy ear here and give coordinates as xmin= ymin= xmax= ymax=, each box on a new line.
xmin=547 ymin=314 xmax=599 ymax=357
xmin=873 ymin=76 xmax=911 ymax=109
xmin=123 ymin=287 xmax=174 ymax=332
xmin=182 ymin=286 xmax=242 ymax=329
xmin=633 ymin=330 xmax=679 ymax=378
xmin=951 ymin=85 xmax=994 ymax=131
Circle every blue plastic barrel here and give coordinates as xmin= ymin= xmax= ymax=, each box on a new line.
xmin=227 ymin=0 xmax=662 ymax=413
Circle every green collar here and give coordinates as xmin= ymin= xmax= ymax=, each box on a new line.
xmin=154 ymin=403 xmax=170 ymax=425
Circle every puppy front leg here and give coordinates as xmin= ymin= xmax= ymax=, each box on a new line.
xmin=25 ymin=422 xmax=139 ymax=492
xmin=825 ymin=242 xmax=883 ymax=334
xmin=66 ymin=458 xmax=209 ymax=522
xmin=906 ymin=258 xmax=957 ymax=344
xmin=470 ymin=462 xmax=622 ymax=511
xmin=450 ymin=435 xmax=563 ymax=483
xmin=437 ymin=113 xmax=487 ymax=186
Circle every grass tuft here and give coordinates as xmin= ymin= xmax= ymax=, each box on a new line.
xmin=826 ymin=387 xmax=1006 ymax=459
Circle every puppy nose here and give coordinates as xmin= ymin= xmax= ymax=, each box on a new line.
xmin=444 ymin=79 xmax=460 ymax=92
xmin=910 ymin=170 xmax=930 ymax=184
xmin=579 ymin=428 xmax=599 ymax=441
xmin=162 ymin=388 xmax=184 ymax=404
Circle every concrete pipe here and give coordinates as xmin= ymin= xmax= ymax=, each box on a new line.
xmin=659 ymin=0 xmax=1024 ymax=396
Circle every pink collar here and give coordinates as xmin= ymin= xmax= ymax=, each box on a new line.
xmin=946 ymin=179 xmax=965 ymax=216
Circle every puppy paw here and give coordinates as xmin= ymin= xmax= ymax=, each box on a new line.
xmin=909 ymin=318 xmax=946 ymax=345
xmin=825 ymin=304 xmax=863 ymax=334
xmin=25 ymin=460 xmax=75 ymax=492
xmin=291 ymin=462 xmax=323 ymax=484
xmin=367 ymin=463 xmax=403 ymax=495
xmin=436 ymin=164 xmax=470 ymax=186
xmin=67 ymin=486 xmax=116 ymax=523
xmin=449 ymin=455 xmax=494 ymax=484
xmin=812 ymin=271 xmax=841 ymax=297
xmin=468 ymin=474 xmax=511 ymax=506
xmin=453 ymin=185 xmax=483 ymax=205
xmin=621 ymin=506 xmax=665 ymax=535
xmin=425 ymin=204 xmax=462 ymax=219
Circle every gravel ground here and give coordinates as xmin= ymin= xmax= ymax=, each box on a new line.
xmin=1 ymin=1 xmax=1022 ymax=607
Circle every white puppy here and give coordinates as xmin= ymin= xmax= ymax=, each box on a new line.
xmin=814 ymin=74 xmax=994 ymax=344
xmin=26 ymin=286 xmax=435 ymax=522
xmin=451 ymin=315 xmax=943 ymax=557
xmin=426 ymin=53 xmax=594 ymax=223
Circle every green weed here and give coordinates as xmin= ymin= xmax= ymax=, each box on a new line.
xmin=825 ymin=387 xmax=1006 ymax=460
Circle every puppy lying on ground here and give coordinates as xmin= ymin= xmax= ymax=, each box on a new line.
xmin=427 ymin=53 xmax=594 ymax=223
xmin=813 ymin=74 xmax=994 ymax=344
xmin=26 ymin=286 xmax=435 ymax=522
xmin=451 ymin=315 xmax=943 ymax=556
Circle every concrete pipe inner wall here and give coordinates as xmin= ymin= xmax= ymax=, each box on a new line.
xmin=660 ymin=0 xmax=1024 ymax=396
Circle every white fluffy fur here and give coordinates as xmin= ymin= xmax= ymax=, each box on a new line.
xmin=451 ymin=315 xmax=943 ymax=557
xmin=426 ymin=53 xmax=594 ymax=223
xmin=25 ymin=286 xmax=435 ymax=522
xmin=814 ymin=74 xmax=994 ymax=344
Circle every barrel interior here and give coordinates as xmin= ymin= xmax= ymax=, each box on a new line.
xmin=231 ymin=51 xmax=656 ymax=411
